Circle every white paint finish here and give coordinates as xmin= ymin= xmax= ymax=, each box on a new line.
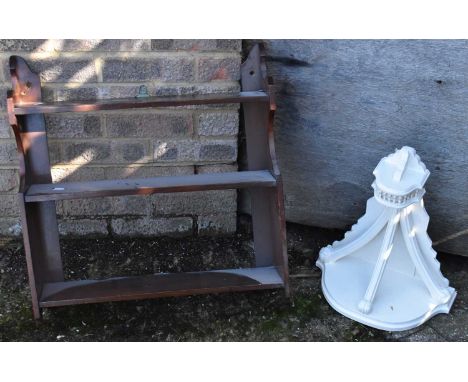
xmin=318 ymin=257 xmax=455 ymax=331
xmin=373 ymin=146 xmax=429 ymax=195
xmin=317 ymin=147 xmax=456 ymax=331
xmin=358 ymin=209 xmax=400 ymax=314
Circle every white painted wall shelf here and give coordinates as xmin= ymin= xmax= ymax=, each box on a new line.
xmin=317 ymin=146 xmax=456 ymax=331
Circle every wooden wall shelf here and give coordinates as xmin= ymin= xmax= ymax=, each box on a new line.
xmin=6 ymin=44 xmax=289 ymax=319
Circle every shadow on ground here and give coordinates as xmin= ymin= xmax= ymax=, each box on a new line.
xmin=0 ymin=217 xmax=467 ymax=341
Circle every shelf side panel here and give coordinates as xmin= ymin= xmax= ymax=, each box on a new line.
xmin=241 ymin=44 xmax=289 ymax=292
xmin=9 ymin=56 xmax=64 ymax=318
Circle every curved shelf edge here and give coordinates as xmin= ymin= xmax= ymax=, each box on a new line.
xmin=39 ymin=266 xmax=284 ymax=307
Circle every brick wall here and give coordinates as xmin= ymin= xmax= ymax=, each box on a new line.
xmin=0 ymin=39 xmax=242 ymax=237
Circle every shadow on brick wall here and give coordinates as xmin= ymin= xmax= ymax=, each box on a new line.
xmin=0 ymin=39 xmax=243 ymax=238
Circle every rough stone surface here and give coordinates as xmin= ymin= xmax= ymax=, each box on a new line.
xmin=41 ymin=87 xmax=55 ymax=102
xmin=47 ymin=142 xmax=62 ymax=165
xmin=60 ymin=141 xmax=151 ymax=164
xmin=151 ymin=39 xmax=241 ymax=51
xmin=243 ymin=39 xmax=468 ymax=256
xmin=0 ymin=39 xmax=47 ymax=51
xmin=111 ymin=217 xmax=193 ymax=236
xmin=18 ymin=58 xmax=98 ymax=83
xmin=115 ymin=141 xmax=149 ymax=162
xmin=103 ymin=165 xmax=194 ymax=179
xmin=153 ymin=142 xmax=179 ymax=161
xmin=0 ymin=39 xmax=151 ymax=52
xmin=0 ymin=194 xmax=19 ymax=217
xmin=51 ymin=164 xmax=193 ymax=184
xmin=51 ymin=166 xmax=106 ymax=183
xmin=153 ymin=139 xmax=237 ymax=163
xmin=101 ymin=58 xmax=155 ymax=82
xmin=0 ymin=115 xmax=10 ymax=138
xmin=0 ymin=141 xmax=16 ymax=164
xmin=45 ymin=114 xmax=102 ymax=138
xmin=97 ymin=85 xmax=142 ymax=100
xmin=152 ymin=83 xmax=240 ymax=97
xmin=0 ymin=169 xmax=18 ymax=192
xmin=102 ymin=58 xmax=194 ymax=82
xmin=0 ymin=86 xmax=7 ymax=112
xmin=152 ymin=190 xmax=237 ymax=216
xmin=196 ymin=164 xmax=238 ymax=174
xmin=198 ymin=112 xmax=239 ymax=136
xmin=199 ymin=143 xmax=236 ymax=161
xmin=0 ymin=39 xmax=241 ymax=237
xmin=106 ymin=113 xmax=192 ymax=138
xmin=58 ymin=219 xmax=109 ymax=236
xmin=158 ymin=57 xmax=195 ymax=82
xmin=61 ymin=141 xmax=111 ymax=164
xmin=57 ymin=198 xmax=112 ymax=217
xmin=198 ymin=57 xmax=241 ymax=82
xmin=59 ymin=196 xmax=150 ymax=217
xmin=0 ymin=218 xmax=20 ymax=236
xmin=53 ymin=87 xmax=99 ymax=102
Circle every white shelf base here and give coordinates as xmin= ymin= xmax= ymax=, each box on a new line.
xmin=317 ymin=256 xmax=455 ymax=331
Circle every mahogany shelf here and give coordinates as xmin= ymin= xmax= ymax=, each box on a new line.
xmin=12 ymin=91 xmax=269 ymax=115
xmin=7 ymin=44 xmax=290 ymax=319
xmin=25 ymin=170 xmax=277 ymax=202
xmin=39 ymin=266 xmax=283 ymax=308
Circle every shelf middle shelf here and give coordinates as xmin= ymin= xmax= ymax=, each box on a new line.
xmin=24 ymin=170 xmax=277 ymax=202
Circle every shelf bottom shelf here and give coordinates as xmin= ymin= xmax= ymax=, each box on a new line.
xmin=39 ymin=266 xmax=284 ymax=308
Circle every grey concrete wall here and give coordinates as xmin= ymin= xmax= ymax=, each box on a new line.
xmin=244 ymin=40 xmax=468 ymax=256
xmin=0 ymin=39 xmax=241 ymax=237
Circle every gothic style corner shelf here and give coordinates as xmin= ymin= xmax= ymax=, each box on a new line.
xmin=6 ymin=44 xmax=289 ymax=319
xmin=316 ymin=147 xmax=456 ymax=331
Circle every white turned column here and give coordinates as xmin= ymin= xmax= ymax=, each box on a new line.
xmin=358 ymin=209 xmax=400 ymax=314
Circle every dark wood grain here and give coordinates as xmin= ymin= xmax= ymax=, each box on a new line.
xmin=12 ymin=91 xmax=269 ymax=115
xmin=241 ymin=44 xmax=290 ymax=294
xmin=9 ymin=56 xmax=64 ymax=319
xmin=25 ymin=170 xmax=276 ymax=202
xmin=39 ymin=267 xmax=283 ymax=307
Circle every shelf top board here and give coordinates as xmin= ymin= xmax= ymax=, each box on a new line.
xmin=12 ymin=91 xmax=269 ymax=115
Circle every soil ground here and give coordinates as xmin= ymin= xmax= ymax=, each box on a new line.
xmin=0 ymin=216 xmax=467 ymax=341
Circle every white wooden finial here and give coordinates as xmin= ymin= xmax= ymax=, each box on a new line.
xmin=316 ymin=146 xmax=456 ymax=331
